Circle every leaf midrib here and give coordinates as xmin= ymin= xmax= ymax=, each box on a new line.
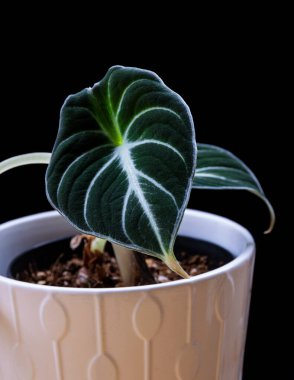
xmin=117 ymin=143 xmax=168 ymax=255
xmin=81 ymin=140 xmax=181 ymax=256
xmin=107 ymin=79 xmax=123 ymax=146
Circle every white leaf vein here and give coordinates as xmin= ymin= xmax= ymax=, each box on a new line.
xmin=57 ymin=130 xmax=106 ymax=152
xmin=135 ymin=169 xmax=179 ymax=210
xmin=194 ymin=172 xmax=240 ymax=183
xmin=116 ymin=79 xmax=146 ymax=120
xmin=57 ymin=144 xmax=112 ymax=199
xmin=121 ymin=185 xmax=134 ymax=244
xmin=83 ymin=153 xmax=118 ymax=228
xmin=117 ymin=144 xmax=167 ymax=255
xmin=128 ymin=139 xmax=185 ymax=164
xmin=124 ymin=107 xmax=181 ymax=140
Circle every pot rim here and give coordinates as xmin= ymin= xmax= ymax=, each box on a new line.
xmin=0 ymin=209 xmax=255 ymax=294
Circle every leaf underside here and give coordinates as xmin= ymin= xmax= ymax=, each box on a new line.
xmin=193 ymin=144 xmax=275 ymax=233
xmin=46 ymin=66 xmax=196 ymax=267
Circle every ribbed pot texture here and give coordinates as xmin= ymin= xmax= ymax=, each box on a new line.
xmin=0 ymin=209 xmax=255 ymax=380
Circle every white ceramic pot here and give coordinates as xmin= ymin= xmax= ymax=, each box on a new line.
xmin=0 ymin=210 xmax=254 ymax=380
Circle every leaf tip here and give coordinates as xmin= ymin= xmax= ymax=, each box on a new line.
xmin=263 ymin=200 xmax=276 ymax=234
xmin=165 ymin=253 xmax=190 ymax=279
xmin=248 ymin=190 xmax=275 ymax=234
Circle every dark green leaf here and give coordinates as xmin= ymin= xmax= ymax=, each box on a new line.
xmin=46 ymin=66 xmax=196 ymax=274
xmin=193 ymin=144 xmax=275 ymax=233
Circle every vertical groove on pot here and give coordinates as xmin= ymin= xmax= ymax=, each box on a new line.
xmin=88 ymin=296 xmax=118 ymax=380
xmin=236 ymin=258 xmax=255 ymax=380
xmin=175 ymin=285 xmax=200 ymax=380
xmin=40 ymin=295 xmax=68 ymax=380
xmin=9 ymin=287 xmax=34 ymax=380
xmin=133 ymin=294 xmax=162 ymax=379
xmin=215 ymin=274 xmax=235 ymax=380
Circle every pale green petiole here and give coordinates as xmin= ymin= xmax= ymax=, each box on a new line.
xmin=165 ymin=253 xmax=190 ymax=279
xmin=90 ymin=237 xmax=107 ymax=254
xmin=0 ymin=153 xmax=52 ymax=175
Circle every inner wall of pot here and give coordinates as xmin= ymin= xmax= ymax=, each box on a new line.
xmin=0 ymin=212 xmax=77 ymax=276
xmin=179 ymin=209 xmax=253 ymax=257
xmin=0 ymin=210 xmax=253 ymax=277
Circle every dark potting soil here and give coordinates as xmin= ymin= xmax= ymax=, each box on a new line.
xmin=9 ymin=235 xmax=233 ymax=288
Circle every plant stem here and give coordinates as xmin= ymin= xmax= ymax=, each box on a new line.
xmin=112 ymin=244 xmax=139 ymax=286
xmin=112 ymin=244 xmax=155 ymax=286
xmin=0 ymin=153 xmax=51 ymax=175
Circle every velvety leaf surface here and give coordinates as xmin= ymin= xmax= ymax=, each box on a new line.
xmin=46 ymin=66 xmax=196 ymax=264
xmin=193 ymin=144 xmax=275 ymax=232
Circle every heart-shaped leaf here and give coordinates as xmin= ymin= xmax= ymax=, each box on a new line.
xmin=46 ymin=66 xmax=196 ymax=274
xmin=193 ymin=143 xmax=275 ymax=232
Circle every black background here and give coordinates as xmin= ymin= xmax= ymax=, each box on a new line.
xmin=0 ymin=15 xmax=289 ymax=379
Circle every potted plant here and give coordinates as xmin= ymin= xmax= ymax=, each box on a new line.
xmin=0 ymin=66 xmax=274 ymax=380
